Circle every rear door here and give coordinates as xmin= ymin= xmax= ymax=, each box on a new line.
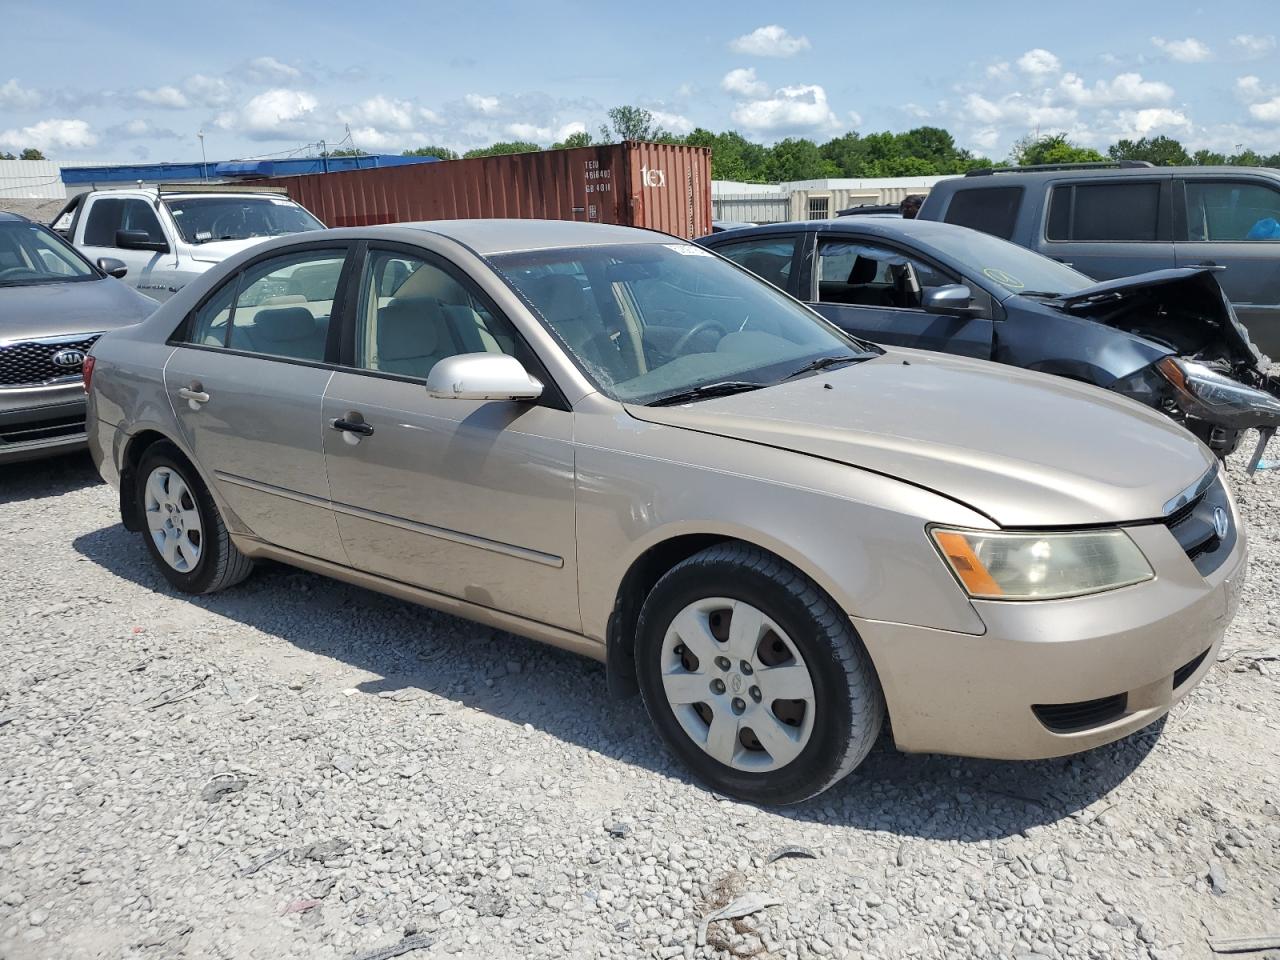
xmin=805 ymin=233 xmax=994 ymax=358
xmin=1040 ymin=177 xmax=1175 ymax=278
xmin=164 ymin=241 xmax=353 ymax=564
xmin=1175 ymin=176 xmax=1280 ymax=358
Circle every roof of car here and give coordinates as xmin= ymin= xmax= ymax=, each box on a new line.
xmin=394 ymin=219 xmax=675 ymax=254
xmin=0 ymin=211 xmax=28 ymax=223
xmin=942 ymin=164 xmax=1280 ymax=186
xmin=699 ymin=217 xmax=966 ymax=244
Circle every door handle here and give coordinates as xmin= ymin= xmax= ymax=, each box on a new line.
xmin=177 ymin=383 xmax=209 ymax=408
xmin=331 ymin=414 xmax=374 ymax=437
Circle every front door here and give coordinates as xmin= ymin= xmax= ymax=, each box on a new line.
xmin=164 ymin=243 xmax=352 ymax=563
xmin=321 ymin=245 xmax=580 ymax=631
xmin=807 ymin=236 xmax=994 ymax=359
xmin=77 ymin=195 xmax=182 ymax=300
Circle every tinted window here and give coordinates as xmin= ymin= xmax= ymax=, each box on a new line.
xmin=186 ymin=278 xmax=238 ymax=346
xmin=1047 ymin=182 xmax=1162 ymax=242
xmin=1185 ymin=180 xmax=1280 ymax=241
xmin=353 ymin=249 xmax=520 ymax=379
xmin=712 ymin=236 xmax=798 ymax=290
xmin=82 ymin=198 xmax=165 ymax=246
xmin=204 ymin=250 xmax=347 ymax=360
xmin=816 ymin=239 xmax=955 ymax=309
xmin=0 ymin=221 xmax=95 ymax=286
xmin=943 ymin=187 xmax=1023 ymax=240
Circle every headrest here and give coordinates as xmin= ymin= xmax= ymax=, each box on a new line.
xmin=378 ymin=297 xmax=443 ymax=361
xmin=848 ymin=256 xmax=879 ymax=284
xmin=287 ymin=262 xmax=341 ymax=301
xmin=526 ymin=274 xmax=589 ymax=320
xmin=251 ymin=307 xmax=316 ymax=342
xmin=395 ymin=264 xmax=469 ymax=304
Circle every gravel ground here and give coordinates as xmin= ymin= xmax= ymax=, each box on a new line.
xmin=1 ymin=444 xmax=1278 ymax=960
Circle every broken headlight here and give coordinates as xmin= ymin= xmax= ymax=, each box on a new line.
xmin=1156 ymin=357 xmax=1280 ymax=429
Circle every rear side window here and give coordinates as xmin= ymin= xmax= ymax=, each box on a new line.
xmin=942 ymin=187 xmax=1023 ymax=240
xmin=82 ymin=198 xmax=165 ymax=246
xmin=1185 ymin=180 xmax=1280 ymax=241
xmin=1046 ymin=182 xmax=1162 ymax=242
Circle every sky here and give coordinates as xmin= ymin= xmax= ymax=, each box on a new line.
xmin=1 ymin=0 xmax=1278 ymax=165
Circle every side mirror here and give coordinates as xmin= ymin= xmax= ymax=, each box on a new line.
xmin=97 ymin=257 xmax=128 ymax=279
xmin=115 ymin=229 xmax=169 ymax=253
xmin=425 ymin=353 xmax=543 ymax=401
xmin=922 ymin=283 xmax=979 ymax=315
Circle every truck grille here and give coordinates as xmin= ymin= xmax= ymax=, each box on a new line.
xmin=1162 ymin=474 xmax=1235 ymax=576
xmin=0 ymin=335 xmax=101 ymax=387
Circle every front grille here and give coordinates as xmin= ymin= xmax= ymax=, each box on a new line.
xmin=1032 ymin=693 xmax=1128 ymax=733
xmin=1173 ymin=648 xmax=1210 ymax=689
xmin=0 ymin=335 xmax=100 ymax=387
xmin=0 ymin=414 xmax=85 ymax=445
xmin=1162 ymin=474 xmax=1235 ymax=576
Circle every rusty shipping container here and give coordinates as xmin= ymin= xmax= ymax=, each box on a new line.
xmin=249 ymin=141 xmax=713 ymax=239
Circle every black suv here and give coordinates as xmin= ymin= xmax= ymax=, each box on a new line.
xmin=917 ymin=162 xmax=1280 ymax=358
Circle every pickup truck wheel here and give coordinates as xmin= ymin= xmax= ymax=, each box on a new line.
xmin=635 ymin=543 xmax=884 ymax=805
xmin=135 ymin=442 xmax=253 ymax=595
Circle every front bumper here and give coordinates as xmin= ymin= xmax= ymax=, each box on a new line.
xmin=0 ymin=382 xmax=88 ymax=464
xmin=856 ymin=513 xmax=1246 ymax=760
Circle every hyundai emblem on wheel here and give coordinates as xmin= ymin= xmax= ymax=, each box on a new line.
xmin=51 ymin=348 xmax=86 ymax=368
xmin=1214 ymin=506 xmax=1229 ymax=540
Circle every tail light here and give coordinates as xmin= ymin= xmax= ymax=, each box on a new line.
xmin=82 ymin=354 xmax=96 ymax=393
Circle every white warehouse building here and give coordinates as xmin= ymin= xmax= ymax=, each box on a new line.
xmin=712 ymin=175 xmax=950 ymax=224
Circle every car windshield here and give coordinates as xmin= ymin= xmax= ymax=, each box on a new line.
xmin=492 ymin=242 xmax=879 ymax=404
xmin=921 ymin=226 xmax=1095 ymax=297
xmin=163 ymin=196 xmax=324 ymax=243
xmin=0 ymin=220 xmax=96 ymax=286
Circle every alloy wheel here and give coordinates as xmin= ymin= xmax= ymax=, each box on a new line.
xmin=143 ymin=466 xmax=204 ymax=573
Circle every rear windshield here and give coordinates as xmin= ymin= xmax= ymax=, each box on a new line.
xmin=943 ymin=186 xmax=1023 ymax=240
xmin=164 ymin=197 xmax=324 ymax=243
xmin=0 ymin=220 xmax=95 ymax=286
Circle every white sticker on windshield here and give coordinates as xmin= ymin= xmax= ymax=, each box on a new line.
xmin=195 ymin=230 xmax=213 ymax=241
xmin=664 ymin=243 xmax=712 ymax=256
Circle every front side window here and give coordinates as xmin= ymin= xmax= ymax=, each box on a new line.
xmin=712 ymin=236 xmax=798 ymax=290
xmin=815 ymin=239 xmax=955 ymax=309
xmin=185 ymin=249 xmax=346 ymax=360
xmin=943 ymin=186 xmax=1023 ymax=240
xmin=493 ymin=242 xmax=878 ymax=405
xmin=1046 ymin=182 xmax=1163 ymax=242
xmin=0 ymin=221 xmax=95 ymax=286
xmin=353 ymin=249 xmax=520 ymax=379
xmin=1185 ymin=180 xmax=1280 ymax=241
xmin=164 ymin=197 xmax=324 ymax=244
xmin=82 ymin=197 xmax=165 ymax=247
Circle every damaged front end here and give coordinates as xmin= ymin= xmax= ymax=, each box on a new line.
xmin=1054 ymin=268 xmax=1280 ymax=471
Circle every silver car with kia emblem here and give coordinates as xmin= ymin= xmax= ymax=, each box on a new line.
xmin=85 ymin=220 xmax=1245 ymax=804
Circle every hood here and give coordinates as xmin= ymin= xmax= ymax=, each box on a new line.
xmin=626 ymin=351 xmax=1214 ymax=528
xmin=0 ymin=277 xmax=156 ymax=341
xmin=188 ymin=237 xmax=276 ymax=263
xmin=1051 ymin=267 xmax=1265 ymax=367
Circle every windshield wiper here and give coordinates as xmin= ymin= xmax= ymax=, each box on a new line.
xmin=783 ymin=354 xmax=867 ymax=380
xmin=1017 ymin=290 xmax=1067 ymax=299
xmin=646 ymin=380 xmax=766 ymax=407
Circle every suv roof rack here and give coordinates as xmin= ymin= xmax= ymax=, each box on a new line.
xmin=155 ymin=182 xmax=289 ymax=196
xmin=964 ymin=160 xmax=1155 ymax=177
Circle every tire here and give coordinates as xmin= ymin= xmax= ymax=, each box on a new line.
xmin=635 ymin=543 xmax=884 ymax=805
xmin=135 ymin=441 xmax=253 ymax=595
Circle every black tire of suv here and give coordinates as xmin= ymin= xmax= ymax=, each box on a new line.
xmin=135 ymin=442 xmax=254 ymax=595
xmin=634 ymin=542 xmax=884 ymax=805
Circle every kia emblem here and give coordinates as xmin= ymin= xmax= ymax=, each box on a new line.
xmin=1213 ymin=506 xmax=1229 ymax=540
xmin=51 ymin=348 xmax=86 ymax=368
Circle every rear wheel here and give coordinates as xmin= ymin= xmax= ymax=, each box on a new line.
xmin=635 ymin=543 xmax=884 ymax=805
xmin=135 ymin=442 xmax=253 ymax=594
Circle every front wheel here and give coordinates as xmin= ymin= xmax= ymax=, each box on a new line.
xmin=635 ymin=543 xmax=884 ymax=805
xmin=135 ymin=442 xmax=253 ymax=594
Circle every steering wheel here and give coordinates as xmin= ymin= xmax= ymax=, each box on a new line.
xmin=673 ymin=320 xmax=727 ymax=354
xmin=0 ymin=267 xmax=40 ymax=282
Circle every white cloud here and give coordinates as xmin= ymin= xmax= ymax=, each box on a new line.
xmin=731 ymin=83 xmax=839 ymax=134
xmin=985 ymin=62 xmax=1012 ymax=81
xmin=0 ymin=78 xmax=41 ymax=110
xmin=339 ymin=95 xmax=416 ymax=131
xmin=729 ymin=25 xmax=810 ymax=58
xmin=184 ymin=74 xmax=232 ymax=108
xmin=501 ymin=120 xmax=589 ymax=144
xmin=0 ymin=118 xmax=97 ymax=152
xmin=962 ymin=92 xmax=1076 ymax=129
xmin=464 ymin=93 xmax=501 ymax=115
xmin=105 ymin=118 xmax=181 ymax=141
xmin=1120 ymin=107 xmax=1192 ymax=137
xmin=1056 ymin=72 xmax=1173 ymax=107
xmin=649 ymin=110 xmax=693 ymax=135
xmin=215 ymin=88 xmax=319 ymax=140
xmin=1249 ymin=98 xmax=1280 ymax=124
xmin=1235 ymin=75 xmax=1276 ymax=101
xmin=1151 ymin=36 xmax=1211 ymax=62
xmin=847 ymin=110 xmax=863 ymax=128
xmin=135 ymin=85 xmax=190 ymax=109
xmin=721 ymin=67 xmax=769 ymax=99
xmin=1017 ymin=49 xmax=1061 ymax=77
xmin=246 ymin=56 xmax=302 ymax=82
xmin=1230 ymin=34 xmax=1276 ymax=59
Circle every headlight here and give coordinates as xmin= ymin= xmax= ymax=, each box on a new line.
xmin=1157 ymin=356 xmax=1280 ymax=429
xmin=931 ymin=528 xmax=1153 ymax=600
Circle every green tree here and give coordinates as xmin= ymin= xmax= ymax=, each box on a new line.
xmin=403 ymin=145 xmax=460 ymax=160
xmin=764 ymin=138 xmax=838 ymax=182
xmin=322 ymin=147 xmax=368 ymax=157
xmin=551 ymin=130 xmax=592 ymax=150
xmin=462 ymin=141 xmax=541 ymax=159
xmin=600 ymin=105 xmax=664 ymax=143
xmin=19 ymin=147 xmax=46 ymax=160
xmin=1008 ymin=133 xmax=1104 ymax=166
xmin=1108 ymin=135 xmax=1190 ymax=166
xmin=1228 ymin=148 xmax=1265 ymax=166
xmin=0 ymin=151 xmax=14 ymax=160
xmin=1190 ymin=149 xmax=1228 ymax=165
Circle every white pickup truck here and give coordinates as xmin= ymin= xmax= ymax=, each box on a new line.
xmin=51 ymin=185 xmax=325 ymax=302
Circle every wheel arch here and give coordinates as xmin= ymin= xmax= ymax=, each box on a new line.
xmin=118 ymin=428 xmax=201 ymax=531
